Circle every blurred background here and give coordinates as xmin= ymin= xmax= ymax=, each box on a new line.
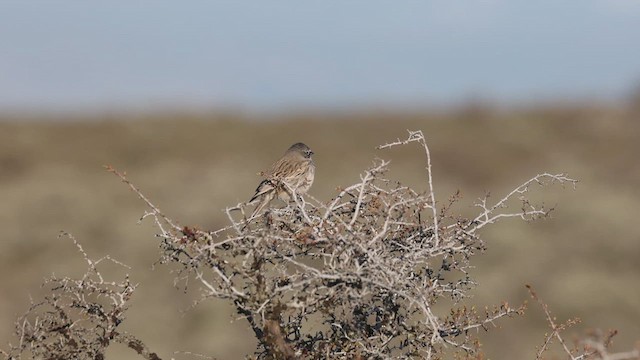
xmin=1 ymin=1 xmax=639 ymax=358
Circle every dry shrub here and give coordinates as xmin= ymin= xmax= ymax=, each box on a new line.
xmin=111 ymin=130 xmax=569 ymax=359
xmin=527 ymin=285 xmax=640 ymax=360
xmin=1 ymin=233 xmax=160 ymax=360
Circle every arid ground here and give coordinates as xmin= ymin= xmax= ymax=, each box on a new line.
xmin=1 ymin=105 xmax=639 ymax=358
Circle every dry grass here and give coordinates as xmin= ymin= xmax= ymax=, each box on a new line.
xmin=0 ymin=105 xmax=639 ymax=358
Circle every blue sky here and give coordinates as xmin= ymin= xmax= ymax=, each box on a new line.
xmin=1 ymin=1 xmax=639 ymax=112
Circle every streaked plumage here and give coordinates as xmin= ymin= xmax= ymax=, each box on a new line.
xmin=249 ymin=143 xmax=315 ymax=217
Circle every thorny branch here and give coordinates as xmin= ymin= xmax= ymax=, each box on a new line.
xmin=106 ymin=130 xmax=578 ymax=359
xmin=2 ymin=233 xmax=161 ymax=360
xmin=527 ymin=285 xmax=640 ymax=360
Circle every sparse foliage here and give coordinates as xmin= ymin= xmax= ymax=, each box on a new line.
xmin=1 ymin=233 xmax=161 ymax=360
xmin=109 ymin=130 xmax=573 ymax=359
xmin=528 ymin=285 xmax=640 ymax=360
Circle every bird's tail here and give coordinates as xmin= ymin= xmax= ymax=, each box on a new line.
xmin=250 ymin=193 xmax=273 ymax=219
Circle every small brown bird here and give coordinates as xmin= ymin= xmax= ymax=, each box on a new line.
xmin=249 ymin=142 xmax=315 ymax=218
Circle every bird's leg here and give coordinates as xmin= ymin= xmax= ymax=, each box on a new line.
xmin=282 ymin=183 xmax=299 ymax=206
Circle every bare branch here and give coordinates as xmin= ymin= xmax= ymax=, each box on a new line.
xmin=3 ymin=234 xmax=161 ymax=360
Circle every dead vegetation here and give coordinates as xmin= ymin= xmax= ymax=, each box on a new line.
xmin=1 ymin=125 xmax=638 ymax=359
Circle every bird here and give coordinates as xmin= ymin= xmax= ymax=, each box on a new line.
xmin=248 ymin=142 xmax=315 ymax=218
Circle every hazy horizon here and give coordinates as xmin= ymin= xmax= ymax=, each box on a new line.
xmin=1 ymin=1 xmax=639 ymax=114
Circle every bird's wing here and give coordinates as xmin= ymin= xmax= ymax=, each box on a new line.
xmin=266 ymin=156 xmax=295 ymax=179
xmin=269 ymin=158 xmax=310 ymax=183
xmin=249 ymin=179 xmax=275 ymax=203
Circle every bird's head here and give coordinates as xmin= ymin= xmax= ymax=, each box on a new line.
xmin=287 ymin=142 xmax=314 ymax=159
